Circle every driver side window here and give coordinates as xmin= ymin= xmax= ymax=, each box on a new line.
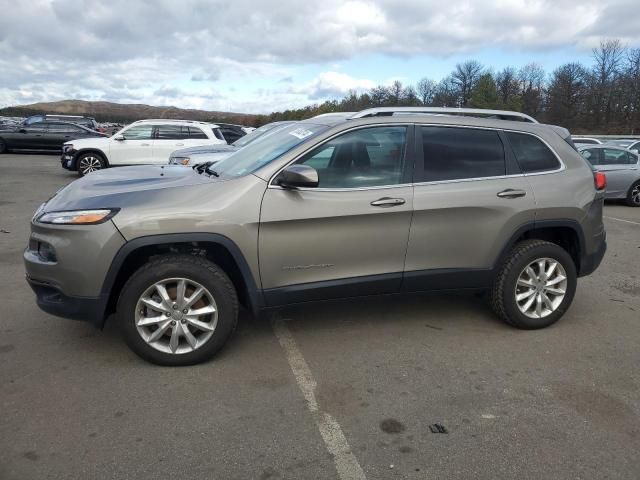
xmin=122 ymin=125 xmax=153 ymax=140
xmin=296 ymin=126 xmax=408 ymax=188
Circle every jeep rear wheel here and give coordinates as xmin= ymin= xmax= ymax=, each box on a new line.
xmin=490 ymin=240 xmax=577 ymax=329
xmin=118 ymin=255 xmax=238 ymax=366
xmin=77 ymin=153 xmax=105 ymax=176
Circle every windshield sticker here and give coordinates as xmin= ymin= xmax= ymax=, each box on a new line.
xmin=288 ymin=128 xmax=314 ymax=140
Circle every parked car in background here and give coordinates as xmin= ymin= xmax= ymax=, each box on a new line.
xmin=0 ymin=118 xmax=19 ymax=131
xmin=97 ymin=123 xmax=124 ymax=136
xmin=572 ymin=137 xmax=602 ymax=146
xmin=0 ymin=120 xmax=106 ymax=153
xmin=212 ymin=123 xmax=248 ymax=144
xmin=579 ymin=145 xmax=640 ymax=206
xmin=24 ymin=114 xmax=99 ymax=131
xmin=61 ymin=119 xmax=228 ymax=176
xmin=605 ymin=138 xmax=640 ymax=154
xmin=168 ymin=121 xmax=295 ymax=166
xmin=26 ymin=107 xmax=607 ymax=365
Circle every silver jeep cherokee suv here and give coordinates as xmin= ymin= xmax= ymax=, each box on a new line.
xmin=25 ymin=108 xmax=607 ymax=366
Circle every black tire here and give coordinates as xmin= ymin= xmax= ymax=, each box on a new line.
xmin=490 ymin=240 xmax=577 ymax=329
xmin=625 ymin=181 xmax=640 ymax=207
xmin=117 ymin=255 xmax=239 ymax=366
xmin=0 ymin=138 xmax=6 ymax=154
xmin=76 ymin=152 xmax=106 ymax=176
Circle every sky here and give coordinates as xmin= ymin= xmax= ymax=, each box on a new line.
xmin=1 ymin=0 xmax=639 ymax=114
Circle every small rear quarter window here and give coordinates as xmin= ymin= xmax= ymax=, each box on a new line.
xmin=505 ymin=132 xmax=560 ymax=173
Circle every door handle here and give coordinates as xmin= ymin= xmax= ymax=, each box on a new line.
xmin=175 ymin=143 xmax=184 ymax=146
xmin=497 ymin=189 xmax=526 ymax=199
xmin=141 ymin=143 xmax=151 ymax=146
xmin=370 ymin=197 xmax=405 ymax=207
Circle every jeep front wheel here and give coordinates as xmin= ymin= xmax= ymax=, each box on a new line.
xmin=490 ymin=240 xmax=577 ymax=329
xmin=118 ymin=255 xmax=239 ymax=366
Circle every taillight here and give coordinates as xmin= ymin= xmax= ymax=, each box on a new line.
xmin=594 ymin=171 xmax=606 ymax=190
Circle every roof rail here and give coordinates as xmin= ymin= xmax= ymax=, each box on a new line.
xmin=135 ymin=119 xmax=200 ymax=124
xmin=350 ymin=107 xmax=538 ymax=123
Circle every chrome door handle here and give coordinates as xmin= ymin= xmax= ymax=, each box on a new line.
xmin=497 ymin=189 xmax=526 ymax=199
xmin=370 ymin=197 xmax=405 ymax=207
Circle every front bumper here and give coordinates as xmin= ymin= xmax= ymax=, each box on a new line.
xmin=26 ymin=276 xmax=107 ymax=326
xmin=24 ymin=218 xmax=126 ymax=325
xmin=60 ymin=148 xmax=77 ymax=170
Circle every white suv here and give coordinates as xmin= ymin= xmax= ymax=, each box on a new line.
xmin=61 ymin=119 xmax=227 ymax=175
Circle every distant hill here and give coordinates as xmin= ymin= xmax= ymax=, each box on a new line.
xmin=0 ymin=100 xmax=262 ymax=126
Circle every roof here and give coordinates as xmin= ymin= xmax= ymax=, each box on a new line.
xmin=132 ymin=119 xmax=218 ymax=127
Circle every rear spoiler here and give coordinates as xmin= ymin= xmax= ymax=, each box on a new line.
xmin=546 ymin=124 xmax=577 ymax=150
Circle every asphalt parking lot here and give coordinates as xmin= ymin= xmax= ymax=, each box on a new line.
xmin=1 ymin=153 xmax=639 ymax=480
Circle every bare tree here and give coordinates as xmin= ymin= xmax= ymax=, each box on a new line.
xmin=495 ymin=67 xmax=521 ymax=108
xmin=518 ymin=63 xmax=546 ymax=117
xmin=622 ymin=48 xmax=640 ymax=133
xmin=451 ymin=60 xmax=484 ymax=106
xmin=431 ymin=76 xmax=459 ymax=107
xmin=369 ymin=85 xmax=389 ymax=106
xmin=416 ymin=77 xmax=436 ymax=105
xmin=591 ymin=39 xmax=625 ymax=126
xmin=547 ymin=63 xmax=588 ymax=128
xmin=388 ymin=80 xmax=404 ymax=105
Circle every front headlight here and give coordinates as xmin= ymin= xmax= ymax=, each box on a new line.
xmin=37 ymin=209 xmax=118 ymax=225
xmin=62 ymin=144 xmax=74 ymax=153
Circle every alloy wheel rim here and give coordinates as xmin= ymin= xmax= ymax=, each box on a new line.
xmin=515 ymin=257 xmax=567 ymax=319
xmin=632 ymin=185 xmax=640 ymax=205
xmin=79 ymin=156 xmax=102 ymax=174
xmin=135 ymin=277 xmax=218 ymax=354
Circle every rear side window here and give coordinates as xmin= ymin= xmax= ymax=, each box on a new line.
xmin=419 ymin=126 xmax=505 ymax=182
xmin=156 ymin=125 xmax=190 ymax=140
xmin=211 ymin=128 xmax=225 ymax=141
xmin=602 ymin=148 xmax=635 ymax=165
xmin=220 ymin=127 xmax=244 ymax=144
xmin=47 ymin=123 xmax=83 ymax=134
xmin=189 ymin=127 xmax=208 ymax=139
xmin=505 ymin=132 xmax=560 ymax=173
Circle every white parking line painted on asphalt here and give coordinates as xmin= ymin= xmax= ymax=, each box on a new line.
xmin=604 ymin=216 xmax=640 ymax=226
xmin=272 ymin=315 xmax=367 ymax=480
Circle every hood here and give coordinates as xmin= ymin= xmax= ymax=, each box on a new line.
xmin=42 ymin=165 xmax=214 ymax=212
xmin=171 ymin=144 xmax=236 ymax=158
xmin=65 ymin=135 xmax=111 ymax=148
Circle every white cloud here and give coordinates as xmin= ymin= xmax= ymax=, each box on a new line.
xmin=288 ymin=72 xmax=377 ymax=100
xmin=0 ymin=0 xmax=638 ymax=112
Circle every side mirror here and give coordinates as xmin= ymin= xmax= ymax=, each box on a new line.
xmin=275 ymin=165 xmax=318 ymax=189
xmin=113 ymin=134 xmax=125 ymax=141
xmin=19 ymin=128 xmax=27 ymax=134
xmin=631 ymin=149 xmax=639 ymax=155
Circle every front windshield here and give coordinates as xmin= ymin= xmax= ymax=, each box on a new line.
xmin=232 ymin=122 xmax=292 ymax=148
xmin=608 ymin=140 xmax=633 ymax=148
xmin=210 ymin=123 xmax=328 ymax=178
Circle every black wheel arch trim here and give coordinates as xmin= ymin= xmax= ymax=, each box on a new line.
xmin=73 ymin=148 xmax=109 ymax=168
xmin=100 ymin=233 xmax=264 ymax=320
xmin=494 ymin=219 xmax=589 ymax=275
